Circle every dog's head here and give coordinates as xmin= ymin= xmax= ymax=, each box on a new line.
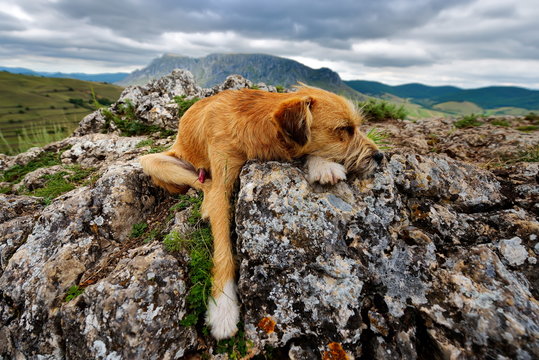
xmin=273 ymin=86 xmax=384 ymax=178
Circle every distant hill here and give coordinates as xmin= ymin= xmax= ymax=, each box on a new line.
xmin=0 ymin=72 xmax=124 ymax=154
xmin=0 ymin=67 xmax=128 ymax=84
xmin=345 ymin=80 xmax=539 ymax=112
xmin=118 ymin=53 xmax=362 ymax=98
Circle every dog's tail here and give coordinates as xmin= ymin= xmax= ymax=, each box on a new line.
xmin=139 ymin=151 xmax=210 ymax=193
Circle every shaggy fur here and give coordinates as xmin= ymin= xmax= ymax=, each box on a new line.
xmin=139 ymin=86 xmax=383 ymax=339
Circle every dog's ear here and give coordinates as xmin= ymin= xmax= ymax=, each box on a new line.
xmin=273 ymin=96 xmax=313 ymax=146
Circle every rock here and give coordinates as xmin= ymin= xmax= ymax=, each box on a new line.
xmin=235 ymin=156 xmax=538 ymax=359
xmin=73 ymin=69 xmax=260 ymax=137
xmin=61 ymin=243 xmax=197 ymax=360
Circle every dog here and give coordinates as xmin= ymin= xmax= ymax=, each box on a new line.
xmin=139 ymin=85 xmax=383 ymax=339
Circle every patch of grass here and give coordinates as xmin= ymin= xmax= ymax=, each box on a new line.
xmin=275 ymin=85 xmax=285 ymax=93
xmin=216 ymin=323 xmax=252 ymax=359
xmin=515 ymin=145 xmax=539 ymax=162
xmin=516 ymin=125 xmax=539 ymax=132
xmin=0 ymin=186 xmax=11 ymax=194
xmin=366 ymin=128 xmax=391 ymax=150
xmin=491 ymin=119 xmax=511 ymax=127
xmin=454 ymin=114 xmax=483 ymax=128
xmin=0 ymin=147 xmax=69 ymax=183
xmin=136 ymin=139 xmax=154 ymax=148
xmin=144 ymin=145 xmax=169 ymax=154
xmin=22 ymin=165 xmax=96 ymax=205
xmin=359 ymin=99 xmax=407 ymax=122
xmin=163 ymin=192 xmax=214 ymax=329
xmin=64 ymin=285 xmax=84 ymax=302
xmin=524 ymin=112 xmax=539 ymax=122
xmin=131 ymin=222 xmax=149 ymax=238
xmin=173 ymin=96 xmax=199 ymax=118
xmin=102 ymin=100 xmax=176 ymax=138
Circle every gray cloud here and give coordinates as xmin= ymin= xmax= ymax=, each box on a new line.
xmin=0 ymin=0 xmax=538 ymax=88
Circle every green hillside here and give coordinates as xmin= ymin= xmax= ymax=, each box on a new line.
xmin=345 ymin=80 xmax=539 ymax=115
xmin=0 ymin=72 xmax=123 ymax=154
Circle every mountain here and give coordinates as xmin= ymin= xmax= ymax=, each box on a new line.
xmin=345 ymin=80 xmax=539 ymax=111
xmin=118 ymin=53 xmax=361 ymax=98
xmin=0 ymin=67 xmax=128 ymax=83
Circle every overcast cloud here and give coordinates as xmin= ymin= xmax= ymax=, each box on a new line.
xmin=0 ymin=0 xmax=538 ymax=88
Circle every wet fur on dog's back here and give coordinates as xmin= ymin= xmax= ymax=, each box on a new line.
xmin=139 ymin=86 xmax=382 ymax=339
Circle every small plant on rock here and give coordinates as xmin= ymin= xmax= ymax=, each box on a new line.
xmin=358 ymin=99 xmax=407 ymax=122
xmin=454 ymin=114 xmax=483 ymax=128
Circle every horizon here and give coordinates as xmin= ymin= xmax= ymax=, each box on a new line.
xmin=2 ymin=53 xmax=539 ymax=91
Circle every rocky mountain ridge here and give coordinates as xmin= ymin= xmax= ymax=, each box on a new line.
xmin=117 ymin=53 xmax=360 ymax=99
xmin=0 ymin=70 xmax=538 ymax=359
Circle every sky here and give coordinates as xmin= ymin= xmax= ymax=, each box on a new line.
xmin=1 ymin=0 xmax=538 ymax=89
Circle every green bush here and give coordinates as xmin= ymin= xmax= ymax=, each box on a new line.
xmin=359 ymin=99 xmax=407 ymax=121
xmin=454 ymin=114 xmax=483 ymax=128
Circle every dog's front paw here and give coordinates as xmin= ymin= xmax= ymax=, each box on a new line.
xmin=306 ymin=156 xmax=347 ymax=185
xmin=206 ymin=280 xmax=239 ymax=340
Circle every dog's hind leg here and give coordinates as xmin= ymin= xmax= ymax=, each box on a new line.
xmin=204 ymin=154 xmax=244 ymax=340
xmin=139 ymin=151 xmax=211 ymax=193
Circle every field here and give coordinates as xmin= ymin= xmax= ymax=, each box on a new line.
xmin=0 ymin=71 xmax=123 ymax=154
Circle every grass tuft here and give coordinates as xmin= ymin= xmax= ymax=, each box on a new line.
xmin=21 ymin=165 xmax=96 ymax=205
xmin=366 ymin=128 xmax=391 ymax=150
xmin=216 ymin=323 xmax=252 ymax=359
xmin=454 ymin=114 xmax=483 ymax=128
xmin=174 ymin=96 xmax=199 ymax=118
xmin=359 ymin=99 xmax=407 ymax=122
xmin=131 ymin=222 xmax=149 ymax=238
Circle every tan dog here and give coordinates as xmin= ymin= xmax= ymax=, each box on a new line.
xmin=139 ymin=85 xmax=383 ymax=339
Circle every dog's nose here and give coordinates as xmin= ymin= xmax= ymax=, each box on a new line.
xmin=372 ymin=151 xmax=384 ymax=164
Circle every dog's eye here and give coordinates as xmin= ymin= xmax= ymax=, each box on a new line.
xmin=337 ymin=126 xmax=355 ymax=136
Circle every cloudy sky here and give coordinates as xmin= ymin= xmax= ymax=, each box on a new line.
xmin=1 ymin=0 xmax=538 ymax=89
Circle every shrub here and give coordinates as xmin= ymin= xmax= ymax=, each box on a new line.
xmin=359 ymin=99 xmax=407 ymax=122
xmin=491 ymin=119 xmax=510 ymax=127
xmin=454 ymin=114 xmax=483 ymax=128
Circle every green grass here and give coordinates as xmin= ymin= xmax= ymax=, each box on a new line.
xmin=516 ymin=125 xmax=539 ymax=132
xmin=524 ymin=112 xmax=539 ymax=122
xmin=0 ymin=71 xmax=123 ymax=155
xmin=136 ymin=139 xmax=154 ymax=148
xmin=162 ymin=193 xmax=214 ymax=329
xmin=359 ymin=99 xmax=407 ymax=121
xmin=131 ymin=222 xmax=149 ymax=238
xmin=216 ymin=323 xmax=251 ymax=359
xmin=491 ymin=119 xmax=511 ymax=127
xmin=173 ymin=95 xmax=199 ymax=118
xmin=517 ymin=146 xmax=539 ymax=162
xmin=21 ymin=165 xmax=96 ymax=205
xmin=64 ymin=285 xmax=84 ymax=302
xmin=0 ymin=146 xmax=69 ymax=183
xmin=454 ymin=113 xmax=483 ymax=128
xmin=433 ymin=101 xmax=483 ymax=115
xmin=366 ymin=128 xmax=391 ymax=150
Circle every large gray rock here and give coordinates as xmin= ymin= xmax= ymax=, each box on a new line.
xmin=235 ymin=154 xmax=538 ymax=359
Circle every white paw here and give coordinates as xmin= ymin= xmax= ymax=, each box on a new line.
xmin=306 ymin=156 xmax=347 ymax=185
xmin=206 ymin=280 xmax=239 ymax=340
